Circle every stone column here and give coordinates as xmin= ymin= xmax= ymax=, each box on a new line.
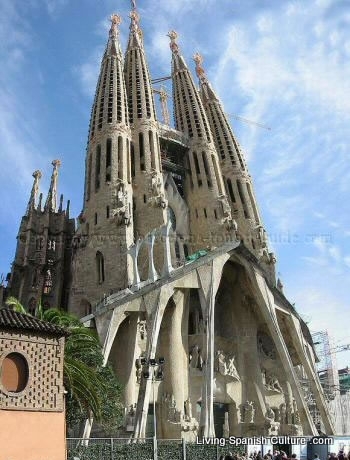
xmin=168 ymin=290 xmax=188 ymax=411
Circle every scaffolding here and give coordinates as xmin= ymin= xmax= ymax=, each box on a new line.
xmin=312 ymin=330 xmax=340 ymax=400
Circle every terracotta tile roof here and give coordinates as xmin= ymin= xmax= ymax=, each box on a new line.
xmin=0 ymin=308 xmax=68 ymax=336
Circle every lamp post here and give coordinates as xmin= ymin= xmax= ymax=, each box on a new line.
xmin=137 ymin=357 xmax=165 ymax=443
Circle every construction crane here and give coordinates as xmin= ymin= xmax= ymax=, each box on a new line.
xmin=153 ymin=86 xmax=171 ymax=126
xmin=151 ymin=76 xmax=271 ymax=130
xmin=228 ymin=114 xmax=271 ymax=131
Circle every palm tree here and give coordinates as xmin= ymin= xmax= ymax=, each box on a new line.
xmin=5 ymin=296 xmax=108 ymax=423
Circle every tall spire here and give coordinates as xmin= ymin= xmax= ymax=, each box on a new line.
xmin=26 ymin=170 xmax=42 ymax=216
xmin=195 ymin=54 xmax=268 ymax=257
xmin=70 ymin=13 xmax=135 ymax=312
xmin=45 ymin=160 xmax=61 ymax=213
xmin=169 ymin=33 xmax=236 ymax=249
xmin=124 ymin=1 xmax=166 ymax=245
xmin=107 ymin=14 xmax=122 ymax=57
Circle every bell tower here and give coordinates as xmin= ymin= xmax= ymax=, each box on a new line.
xmin=168 ymin=32 xmax=236 ymax=251
xmin=69 ymin=15 xmax=134 ymax=315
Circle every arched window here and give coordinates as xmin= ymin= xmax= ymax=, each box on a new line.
xmin=96 ymin=251 xmax=105 ymax=284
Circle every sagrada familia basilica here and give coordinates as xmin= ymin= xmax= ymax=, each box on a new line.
xmin=5 ymin=2 xmax=335 ymax=439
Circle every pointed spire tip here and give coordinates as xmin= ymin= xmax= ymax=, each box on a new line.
xmin=193 ymin=52 xmax=208 ymax=83
xmin=168 ymin=30 xmax=179 ymax=54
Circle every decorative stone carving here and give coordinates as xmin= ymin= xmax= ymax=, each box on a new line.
xmin=137 ymin=320 xmax=147 ymax=341
xmin=219 ymin=195 xmax=237 ymax=230
xmin=189 ymin=344 xmax=203 ymax=370
xmin=265 ymin=373 xmax=283 ymax=393
xmin=264 ymin=404 xmax=280 ymax=435
xmin=215 ymin=350 xmax=240 ymax=380
xmin=148 ymin=171 xmax=167 ymax=208
xmin=241 ymin=401 xmax=255 ymax=423
xmin=279 ymin=402 xmax=287 ymax=424
xmin=112 ymin=182 xmax=130 ymax=225
xmin=257 ymin=334 xmax=276 ymax=360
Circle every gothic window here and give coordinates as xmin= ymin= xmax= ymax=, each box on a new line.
xmin=48 ymin=239 xmax=56 ymax=251
xmin=106 ymin=139 xmax=112 ymax=182
xmin=96 ymin=251 xmax=105 ymax=284
xmin=43 ymin=269 xmax=53 ymax=294
xmin=36 ymin=237 xmax=43 ymax=251
xmin=202 ymin=152 xmax=212 ymax=188
xmin=237 ymin=180 xmax=250 ymax=218
xmin=131 ymin=142 xmax=135 ymax=177
xmin=127 ymin=140 xmax=131 ymax=184
xmin=149 ymin=130 xmax=155 ymax=169
xmin=139 ymin=133 xmax=145 ymax=171
xmin=227 ymin=179 xmax=236 ymax=203
xmin=118 ymin=136 xmax=123 ymax=179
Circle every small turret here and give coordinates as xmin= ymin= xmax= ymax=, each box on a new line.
xmin=26 ymin=170 xmax=42 ymax=216
xmin=45 ymin=160 xmax=61 ymax=213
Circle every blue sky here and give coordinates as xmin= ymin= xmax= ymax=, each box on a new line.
xmin=0 ymin=0 xmax=349 ymax=369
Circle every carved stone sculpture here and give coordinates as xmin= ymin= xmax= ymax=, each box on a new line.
xmin=241 ymin=401 xmax=255 ymax=423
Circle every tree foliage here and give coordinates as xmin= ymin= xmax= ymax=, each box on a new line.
xmin=5 ymin=296 xmax=124 ymax=433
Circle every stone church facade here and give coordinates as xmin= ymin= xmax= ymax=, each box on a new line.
xmin=6 ymin=3 xmax=335 ymax=438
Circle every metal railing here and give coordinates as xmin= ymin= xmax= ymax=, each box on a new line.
xmin=67 ymin=437 xmax=244 ymax=460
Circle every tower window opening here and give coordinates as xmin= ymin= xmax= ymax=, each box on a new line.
xmin=94 ymin=213 xmax=98 ymax=225
xmin=131 ymin=142 xmax=135 ymax=177
xmin=195 ymin=209 xmax=198 ymax=218
xmin=127 ymin=140 xmax=131 ymax=183
xmin=143 ymin=194 xmax=147 ymax=203
xmin=139 ymin=132 xmax=145 ymax=171
xmin=202 ymin=151 xmax=212 ymax=188
xmin=96 ymin=251 xmax=105 ymax=284
xmin=214 ymin=209 xmax=217 ymax=219
xmin=237 ymin=180 xmax=250 ymax=219
xmin=227 ymin=178 xmax=236 ymax=203
xmin=149 ymin=130 xmax=155 ymax=170
xmin=204 ymin=208 xmax=207 ymax=218
xmin=106 ymin=206 xmax=110 ymax=219
xmin=118 ymin=136 xmax=123 ymax=180
xmin=95 ymin=145 xmax=101 ymax=191
xmin=106 ymin=138 xmax=112 ymax=182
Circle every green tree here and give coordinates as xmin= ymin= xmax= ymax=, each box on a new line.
xmin=5 ymin=296 xmax=124 ymax=433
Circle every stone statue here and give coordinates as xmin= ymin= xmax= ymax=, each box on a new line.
xmin=190 ymin=345 xmax=203 ymax=370
xmin=215 ymin=350 xmax=226 ymax=374
xmin=242 ymin=401 xmax=255 ymax=423
xmin=226 ymin=354 xmax=240 ymax=380
xmin=265 ymin=404 xmax=275 ymax=422
xmin=279 ymin=403 xmax=287 ymax=424
xmin=265 ymin=374 xmax=283 ymax=393
xmin=184 ymin=398 xmax=192 ymax=420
